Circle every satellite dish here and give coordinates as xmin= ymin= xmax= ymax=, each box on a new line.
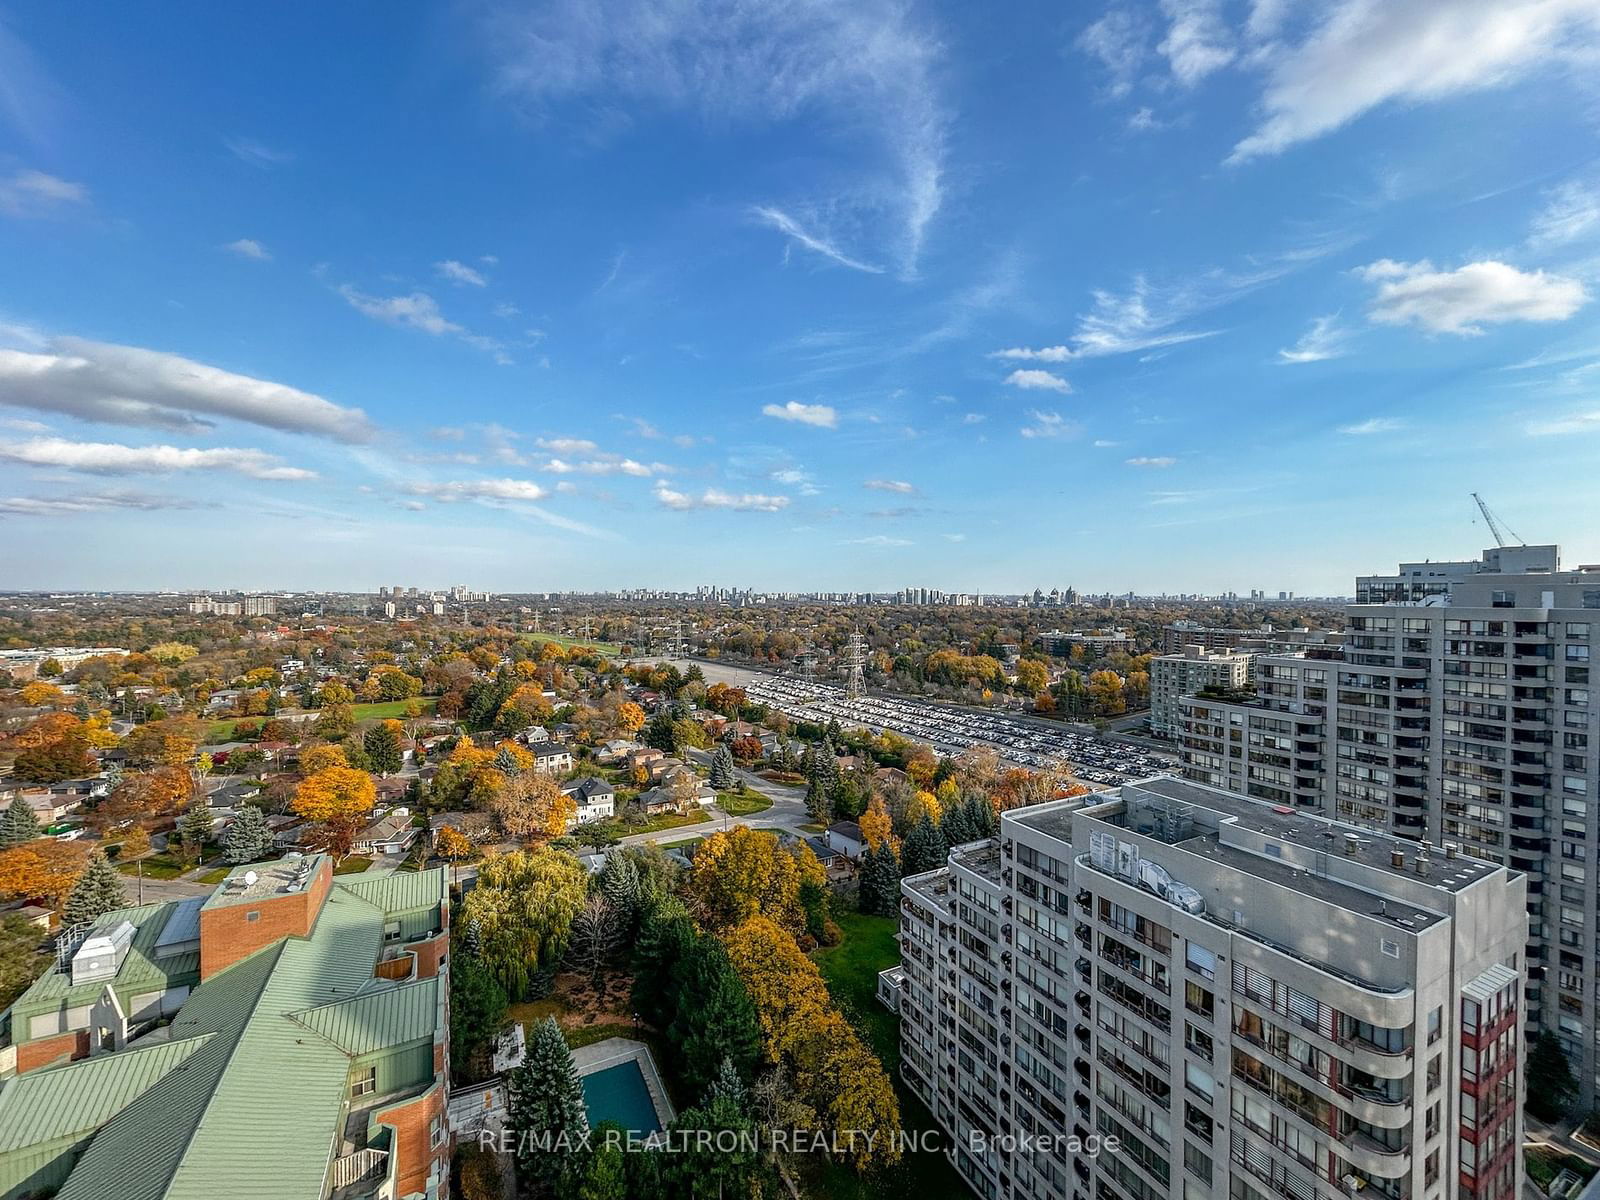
xmin=243 ymin=871 xmax=259 ymax=887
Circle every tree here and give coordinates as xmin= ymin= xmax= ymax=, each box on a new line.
xmin=661 ymin=1096 xmax=766 ymax=1199
xmin=859 ymin=841 xmax=901 ymax=916
xmin=121 ymin=825 xmax=152 ymax=860
xmin=62 ymin=850 xmax=126 ymax=926
xmin=598 ymin=852 xmax=641 ymax=932
xmin=450 ymin=951 xmax=508 ymax=1085
xmin=0 ymin=798 xmax=42 ymax=848
xmin=433 ymin=825 xmax=474 ymax=881
xmin=667 ymin=935 xmax=762 ymax=1098
xmin=684 ymin=826 xmax=826 ymax=936
xmin=706 ymin=1055 xmax=749 ymax=1110
xmin=858 ymin=795 xmax=894 ymax=851
xmin=1527 ymin=1032 xmax=1577 ymax=1122
xmin=362 ymin=720 xmax=405 ymax=775
xmin=315 ymin=702 xmax=355 ymax=741
xmin=575 ymin=1128 xmax=628 ymax=1200
xmin=1087 ymin=669 xmax=1127 ymax=716
xmin=1014 ymin=658 xmax=1049 ymax=696
xmin=508 ymin=1017 xmax=588 ymax=1194
xmin=631 ymin=896 xmax=697 ymax=1024
xmin=223 ymin=805 xmax=276 ymax=864
xmin=13 ymin=730 xmax=96 ymax=784
xmin=298 ymin=744 xmax=348 ymax=775
xmin=0 ymin=840 xmax=89 ymax=906
xmin=900 ymin=813 xmax=947 ymax=876
xmin=804 ymin=771 xmax=831 ymax=827
xmin=708 ymin=744 xmax=735 ymax=791
xmin=566 ymin=894 xmax=623 ymax=982
xmin=491 ymin=771 xmax=574 ymax=842
xmin=615 ymin=701 xmax=646 ymax=735
xmin=1 ymin=911 xmax=53 ymax=1012
xmin=291 ymin=767 xmax=374 ymax=861
xmin=460 ymin=848 xmax=588 ymax=998
xmin=178 ymin=799 xmax=215 ymax=863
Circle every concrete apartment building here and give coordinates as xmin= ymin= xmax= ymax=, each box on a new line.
xmin=0 ymin=856 xmax=452 ymax=1200
xmin=1149 ymin=646 xmax=1254 ymax=740
xmin=896 ymin=776 xmax=1526 ymax=1200
xmin=1161 ymin=622 xmax=1345 ymax=657
xmin=1179 ymin=544 xmax=1600 ymax=1104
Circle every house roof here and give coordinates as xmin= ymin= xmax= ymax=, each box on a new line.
xmin=530 ymin=742 xmax=572 ymax=758
xmin=561 ymin=777 xmax=613 ymax=803
xmin=828 ymin=821 xmax=865 ymax=842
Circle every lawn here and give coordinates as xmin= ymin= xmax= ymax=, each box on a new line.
xmin=333 ymin=855 xmax=373 ymax=875
xmin=116 ymin=853 xmax=190 ymax=880
xmin=716 ymin=788 xmax=773 ymax=817
xmin=195 ymin=866 xmax=231 ymax=885
xmin=522 ymin=632 xmax=623 ymax=655
xmin=661 ymin=837 xmax=704 ymax=853
xmin=203 ymin=698 xmax=438 ymax=742
xmin=806 ymin=911 xmax=971 ymax=1200
xmin=627 ymin=811 xmax=715 ymax=837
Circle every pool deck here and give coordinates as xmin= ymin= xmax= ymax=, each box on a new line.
xmin=571 ymin=1037 xmax=675 ymax=1131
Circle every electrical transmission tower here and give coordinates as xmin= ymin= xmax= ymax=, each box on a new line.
xmin=845 ymin=630 xmax=866 ymax=700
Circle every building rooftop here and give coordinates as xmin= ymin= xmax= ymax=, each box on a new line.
xmin=200 ymin=853 xmax=329 ymax=911
xmin=902 ymin=867 xmax=954 ymax=909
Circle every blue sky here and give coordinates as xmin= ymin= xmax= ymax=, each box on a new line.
xmin=3 ymin=0 xmax=1600 ymax=595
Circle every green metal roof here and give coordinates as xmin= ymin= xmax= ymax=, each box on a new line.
xmin=295 ymin=977 xmax=439 ymax=1056
xmin=12 ymin=901 xmax=201 ymax=1019
xmin=5 ymin=869 xmax=450 ymax=1200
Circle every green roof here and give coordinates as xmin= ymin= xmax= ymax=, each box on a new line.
xmin=2 ymin=867 xmax=451 ymax=1200
xmin=336 ymin=868 xmax=447 ymax=915
xmin=12 ymin=901 xmax=201 ymax=1019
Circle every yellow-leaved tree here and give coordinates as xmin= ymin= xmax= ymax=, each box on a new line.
xmin=686 ymin=826 xmax=825 ymax=935
xmin=490 ymin=771 xmax=574 ymax=842
xmin=859 ymin=795 xmax=895 ymax=852
xmin=723 ymin=915 xmax=901 ymax=1169
xmin=292 ymin=766 xmax=376 ymax=860
xmin=299 ymin=744 xmax=349 ymax=775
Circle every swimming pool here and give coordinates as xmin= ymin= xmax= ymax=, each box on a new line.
xmin=580 ymin=1060 xmax=662 ymax=1135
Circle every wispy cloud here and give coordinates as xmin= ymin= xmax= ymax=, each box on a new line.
xmin=1339 ymin=417 xmax=1403 ymax=435
xmin=0 ymin=491 xmax=206 ymax=517
xmin=843 ymin=534 xmax=912 ymax=546
xmin=1158 ymin=0 xmax=1234 ymax=86
xmin=1278 ymin=314 xmax=1348 ymax=364
xmin=751 ymin=206 xmax=884 ymax=274
xmin=864 ymin=479 xmax=915 ymax=494
xmin=1077 ymin=8 xmax=1149 ymax=98
xmin=436 ymin=259 xmax=488 ymax=287
xmin=762 ymin=401 xmax=837 ymax=428
xmin=0 ymin=168 xmax=87 ymax=218
xmin=654 ymin=483 xmax=789 ymax=512
xmin=1357 ymin=259 xmax=1587 ymax=335
xmin=224 ymin=238 xmax=271 ymax=261
xmin=404 ymin=478 xmax=550 ymax=502
xmin=1126 ymin=455 xmax=1177 ymax=467
xmin=479 ymin=0 xmax=946 ymax=277
xmin=0 ymin=437 xmax=315 ymax=480
xmin=223 ymin=136 xmax=292 ymax=168
xmin=1527 ymin=409 xmax=1600 ymax=436
xmin=339 ymin=284 xmax=509 ymax=362
xmin=1529 ymin=180 xmax=1600 ymax=248
xmin=1004 ymin=368 xmax=1072 ymax=394
xmin=0 ymin=336 xmax=373 ymax=441
xmin=536 ymin=436 xmax=598 ymax=454
xmin=1020 ymin=410 xmax=1079 ymax=440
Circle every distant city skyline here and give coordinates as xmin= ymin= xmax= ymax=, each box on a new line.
xmin=3 ymin=4 xmax=1600 ymax=588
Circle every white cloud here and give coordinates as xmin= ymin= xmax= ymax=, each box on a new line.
xmin=992 ymin=345 xmax=1073 ymax=363
xmin=962 ymin=412 xmax=986 ymax=424
xmin=1126 ymin=455 xmax=1177 ymax=467
xmin=339 ymin=285 xmax=462 ymax=336
xmin=223 ymin=136 xmax=292 ymax=168
xmin=1077 ymin=8 xmax=1148 ymax=98
xmin=1530 ymin=180 xmax=1600 ymax=247
xmin=865 ymin=479 xmax=915 ymax=494
xmin=1358 ymin=259 xmax=1587 ymax=335
xmin=0 ymin=168 xmax=87 ymax=217
xmin=405 ymin=478 xmax=551 ymax=503
xmin=536 ymin=436 xmax=598 ymax=454
xmin=0 ymin=436 xmax=315 ymax=480
xmin=1339 ymin=417 xmax=1404 ymax=435
xmin=993 ymin=277 xmax=1222 ymax=364
xmin=762 ymin=401 xmax=837 ymax=428
xmin=751 ymin=207 xmax=884 ymax=274
xmin=1158 ymin=0 xmax=1234 ymax=85
xmin=224 ymin=238 xmax=270 ymax=261
xmin=542 ymin=457 xmax=657 ymax=477
xmin=843 ymin=534 xmax=911 ymax=546
xmin=1093 ymin=439 xmax=1120 ymax=447
xmin=1230 ymin=0 xmax=1600 ymax=163
xmin=1527 ymin=409 xmax=1600 ymax=436
xmin=0 ymin=491 xmax=204 ymax=517
xmin=1020 ymin=410 xmax=1079 ymax=440
xmin=0 ymin=337 xmax=373 ymax=441
xmin=1278 ymin=314 xmax=1349 ymax=363
xmin=479 ymin=0 xmax=946 ymax=276
xmin=941 ymin=532 xmax=967 ymax=542
xmin=436 ymin=259 xmax=488 ymax=287
xmin=1005 ymin=368 xmax=1072 ymax=394
xmin=654 ymin=482 xmax=789 ymax=512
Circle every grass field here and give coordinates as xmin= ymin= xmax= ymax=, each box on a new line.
xmin=806 ymin=911 xmax=970 ymax=1200
xmin=522 ymin=632 xmax=623 ymax=655
xmin=204 ymin=698 xmax=440 ymax=742
xmin=715 ymin=788 xmax=773 ymax=817
xmin=116 ymin=853 xmax=190 ymax=880
xmin=333 ymin=855 xmax=373 ymax=875
xmin=629 ymin=811 xmax=715 ymax=837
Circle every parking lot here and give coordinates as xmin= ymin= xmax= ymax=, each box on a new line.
xmin=741 ymin=674 xmax=1177 ymax=786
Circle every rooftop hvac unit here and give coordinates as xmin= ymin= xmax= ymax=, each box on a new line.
xmin=71 ymin=920 xmax=136 ymax=986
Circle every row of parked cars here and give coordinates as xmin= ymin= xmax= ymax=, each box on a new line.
xmin=743 ymin=675 xmax=1176 ymax=784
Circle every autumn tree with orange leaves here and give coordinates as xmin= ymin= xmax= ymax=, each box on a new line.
xmin=292 ymin=766 xmax=376 ymax=860
xmin=0 ymin=839 xmax=90 ymax=907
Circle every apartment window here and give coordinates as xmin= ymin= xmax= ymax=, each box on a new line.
xmin=1426 ymin=1006 xmax=1442 ymax=1045
xmin=429 ymin=1116 xmax=445 ymax=1149
xmin=1567 ymin=623 xmax=1591 ymax=638
xmin=1183 ymin=1143 xmax=1213 ymax=1185
xmin=1185 ymin=981 xmax=1214 ymax=1019
xmin=1185 ymin=1022 xmax=1214 ymax=1062
xmin=350 ymin=1066 xmax=376 ymax=1097
xmin=384 ymin=921 xmax=402 ymax=943
xmin=245 ymin=911 xmax=260 ymax=923
xmin=1427 ymin=1054 xmax=1442 ymax=1091
xmin=1185 ymin=942 xmax=1217 ymax=981
xmin=1184 ymin=1062 xmax=1215 ymax=1100
xmin=1491 ymin=590 xmax=1516 ymax=608
xmin=1425 ymin=1101 xmax=1441 ymax=1139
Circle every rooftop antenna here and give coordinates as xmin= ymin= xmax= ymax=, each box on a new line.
xmin=1470 ymin=492 xmax=1525 ymax=549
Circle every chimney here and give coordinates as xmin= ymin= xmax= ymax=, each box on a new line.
xmin=1390 ymin=848 xmax=1405 ymax=869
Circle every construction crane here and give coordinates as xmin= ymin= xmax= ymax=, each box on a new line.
xmin=1470 ymin=492 xmax=1525 ymax=548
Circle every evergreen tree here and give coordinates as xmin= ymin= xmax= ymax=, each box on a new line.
xmin=705 ymin=1055 xmax=749 ymax=1110
xmin=0 ymin=797 xmax=42 ymax=847
xmin=575 ymin=1127 xmax=628 ymax=1200
xmin=463 ymin=915 xmax=483 ymax=957
xmin=63 ymin=851 xmax=126 ymax=926
xmin=965 ymin=795 xmax=997 ymax=839
xmin=494 ymin=746 xmax=522 ymax=777
xmin=643 ymin=710 xmax=678 ymax=753
xmin=901 ymin=813 xmax=948 ymax=876
xmin=804 ymin=771 xmax=831 ymax=827
xmin=860 ymin=841 xmax=901 ymax=916
xmin=708 ymin=744 xmax=735 ymax=792
xmin=178 ymin=800 xmax=214 ymax=863
xmin=222 ymin=805 xmax=276 ymax=865
xmin=630 ymin=898 xmax=696 ymax=1023
xmin=940 ymin=801 xmax=974 ymax=847
xmin=599 ymin=853 xmax=641 ymax=931
xmin=667 ymin=937 xmax=762 ymax=1097
xmin=662 ymin=1096 xmax=765 ymax=1200
xmin=1527 ymin=1031 xmax=1578 ymax=1121
xmin=507 ymin=1017 xmax=588 ymax=1194
xmin=363 ymin=723 xmax=404 ymax=775
xmin=450 ymin=952 xmax=508 ymax=1085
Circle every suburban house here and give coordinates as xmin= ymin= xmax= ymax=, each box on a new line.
xmin=637 ymin=779 xmax=714 ymax=815
xmin=623 ymin=747 xmax=663 ymax=775
xmin=519 ymin=725 xmax=550 ymax=744
xmin=824 ymin=820 xmax=868 ymax=860
xmin=428 ymin=810 xmax=496 ymax=846
xmin=528 ymin=743 xmax=574 ymax=775
xmin=804 ymin=835 xmax=842 ymax=867
xmin=354 ymin=808 xmax=421 ymax=856
xmin=560 ymin=777 xmax=616 ymax=825
xmin=0 ymin=857 xmax=453 ymax=1200
xmin=21 ymin=791 xmax=83 ymax=825
xmin=594 ymin=739 xmax=637 ymax=765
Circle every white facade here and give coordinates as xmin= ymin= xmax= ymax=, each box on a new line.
xmin=1149 ymin=647 xmax=1253 ymax=739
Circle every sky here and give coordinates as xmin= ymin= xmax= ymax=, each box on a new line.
xmin=3 ymin=0 xmax=1600 ymax=596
